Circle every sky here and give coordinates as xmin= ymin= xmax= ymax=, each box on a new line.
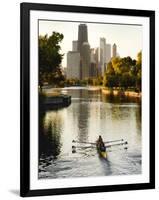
xmin=39 ymin=20 xmax=142 ymax=68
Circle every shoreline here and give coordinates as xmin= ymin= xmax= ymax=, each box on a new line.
xmin=41 ymin=85 xmax=141 ymax=98
xmin=101 ymin=88 xmax=141 ymax=98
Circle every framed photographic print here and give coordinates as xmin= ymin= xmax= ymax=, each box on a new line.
xmin=20 ymin=2 xmax=155 ymax=197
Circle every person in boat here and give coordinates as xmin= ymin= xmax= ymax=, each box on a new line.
xmin=97 ymin=135 xmax=106 ymax=151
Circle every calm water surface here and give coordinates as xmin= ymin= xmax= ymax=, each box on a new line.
xmin=39 ymin=87 xmax=141 ymax=179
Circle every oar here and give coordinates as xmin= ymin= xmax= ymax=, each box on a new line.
xmin=104 ymin=139 xmax=124 ymax=144
xmin=72 ymin=145 xmax=96 ymax=149
xmin=107 ymin=146 xmax=128 ymax=152
xmin=72 ymin=139 xmax=124 ymax=145
xmin=72 ymin=140 xmax=96 ymax=145
xmin=106 ymin=141 xmax=128 ymax=148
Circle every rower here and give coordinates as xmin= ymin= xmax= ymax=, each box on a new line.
xmin=97 ymin=135 xmax=106 ymax=151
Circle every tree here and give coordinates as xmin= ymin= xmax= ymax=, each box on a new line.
xmin=111 ymin=57 xmax=122 ymax=75
xmin=136 ymin=51 xmax=142 ymax=91
xmin=103 ymin=52 xmax=141 ymax=91
xmin=120 ymin=72 xmax=131 ymax=89
xmin=106 ymin=61 xmax=115 ymax=75
xmin=39 ymin=32 xmax=65 ymax=87
xmin=104 ymin=74 xmax=119 ymax=88
xmin=136 ymin=51 xmax=142 ymax=66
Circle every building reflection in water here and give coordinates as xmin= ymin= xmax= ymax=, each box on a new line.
xmin=38 ymin=88 xmax=142 ymax=178
xmin=78 ymin=90 xmax=89 ymax=142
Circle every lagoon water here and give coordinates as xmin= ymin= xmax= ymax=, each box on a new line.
xmin=39 ymin=87 xmax=141 ymax=179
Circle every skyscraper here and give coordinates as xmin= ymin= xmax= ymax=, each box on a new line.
xmin=99 ymin=38 xmax=106 ymax=75
xmin=81 ymin=42 xmax=90 ymax=79
xmin=77 ymin=24 xmax=88 ymax=54
xmin=77 ymin=24 xmax=90 ymax=79
xmin=106 ymin=44 xmax=111 ymax=63
xmin=94 ymin=47 xmax=101 ymax=76
xmin=72 ymin=40 xmax=78 ymax=51
xmin=67 ymin=51 xmax=80 ymax=79
xmin=90 ymin=48 xmax=97 ymax=78
xmin=90 ymin=48 xmax=96 ymax=63
xmin=112 ymin=43 xmax=117 ymax=58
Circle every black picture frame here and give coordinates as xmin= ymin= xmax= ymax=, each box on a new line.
xmin=20 ymin=2 xmax=155 ymax=197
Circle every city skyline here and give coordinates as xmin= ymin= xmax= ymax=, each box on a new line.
xmin=39 ymin=20 xmax=142 ymax=68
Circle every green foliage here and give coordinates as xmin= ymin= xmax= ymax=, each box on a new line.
xmin=65 ymin=78 xmax=82 ymax=86
xmin=65 ymin=76 xmax=103 ymax=87
xmin=104 ymin=51 xmax=142 ymax=91
xmin=136 ymin=51 xmax=142 ymax=91
xmin=106 ymin=62 xmax=115 ymax=75
xmin=39 ymin=32 xmax=65 ymax=87
xmin=120 ymin=72 xmax=132 ymax=89
xmin=104 ymin=74 xmax=119 ymax=88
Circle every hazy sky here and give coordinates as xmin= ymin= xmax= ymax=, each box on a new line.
xmin=39 ymin=20 xmax=142 ymax=68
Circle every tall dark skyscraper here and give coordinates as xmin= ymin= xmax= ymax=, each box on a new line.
xmin=77 ymin=24 xmax=90 ymax=79
xmin=78 ymin=24 xmax=88 ymax=54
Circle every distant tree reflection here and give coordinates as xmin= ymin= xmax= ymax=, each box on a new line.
xmin=39 ymin=111 xmax=62 ymax=160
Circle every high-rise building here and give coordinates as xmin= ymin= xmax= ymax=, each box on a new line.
xmin=112 ymin=43 xmax=117 ymax=58
xmin=99 ymin=38 xmax=106 ymax=75
xmin=90 ymin=48 xmax=96 ymax=63
xmin=94 ymin=48 xmax=101 ymax=76
xmin=77 ymin=24 xmax=90 ymax=79
xmin=106 ymin=43 xmax=111 ymax=63
xmin=67 ymin=51 xmax=80 ymax=79
xmin=72 ymin=40 xmax=78 ymax=51
xmin=81 ymin=42 xmax=90 ymax=79
xmin=77 ymin=24 xmax=88 ymax=54
xmin=90 ymin=48 xmax=97 ymax=77
xmin=90 ymin=63 xmax=97 ymax=78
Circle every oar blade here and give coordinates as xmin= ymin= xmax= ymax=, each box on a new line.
xmin=72 ymin=140 xmax=96 ymax=145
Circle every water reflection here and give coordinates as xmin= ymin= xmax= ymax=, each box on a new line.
xmin=39 ymin=88 xmax=141 ymax=178
xmin=102 ymin=93 xmax=141 ymax=104
xmin=39 ymin=111 xmax=62 ymax=160
xmin=77 ymin=90 xmax=89 ymax=142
